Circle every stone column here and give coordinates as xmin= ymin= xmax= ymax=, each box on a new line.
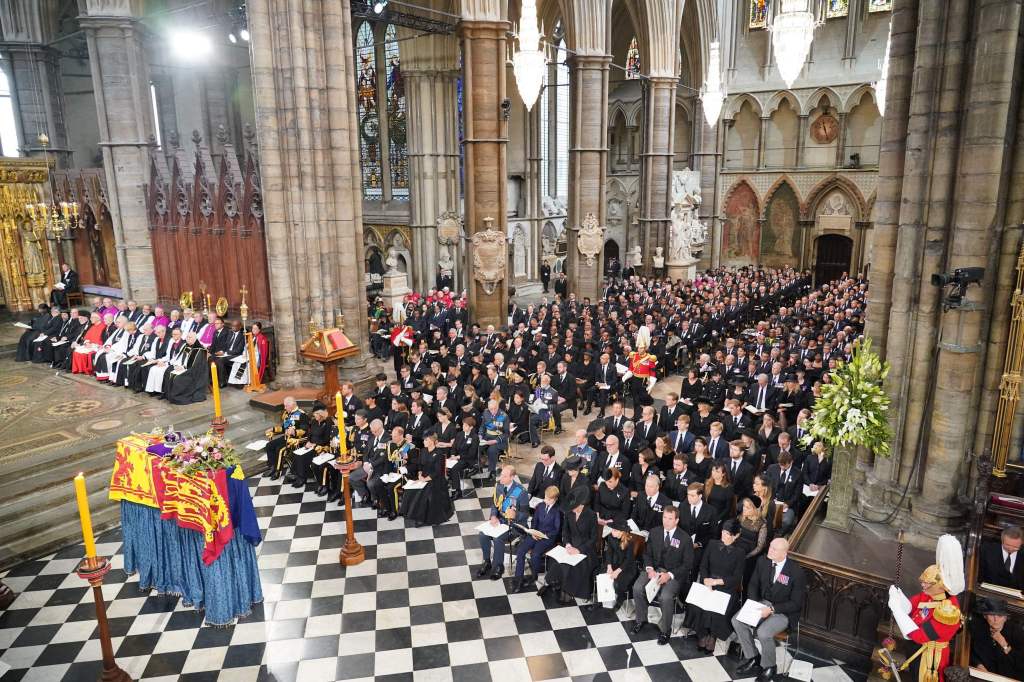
xmin=526 ymin=95 xmax=543 ymax=282
xmin=247 ymin=0 xmax=369 ymax=386
xmin=795 ymin=114 xmax=808 ymax=168
xmin=401 ymin=29 xmax=461 ymax=293
xmin=628 ymin=0 xmax=685 ymax=273
xmin=459 ymin=1 xmax=509 ymax=327
xmin=911 ymin=0 xmax=1023 ymax=533
xmin=79 ymin=0 xmax=157 ymax=303
xmin=560 ymin=0 xmax=613 ymax=301
xmin=757 ymin=116 xmax=769 ymax=169
xmin=0 ymin=1 xmax=71 ymax=165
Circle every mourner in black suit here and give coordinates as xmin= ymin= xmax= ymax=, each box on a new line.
xmin=725 ymin=443 xmax=755 ymax=501
xmin=629 ymin=476 xmax=671 ymax=532
xmin=632 ymin=506 xmax=695 ymax=645
xmin=732 ymin=538 xmax=807 ymax=680
xmin=527 ymin=445 xmax=563 ymax=499
xmin=764 ymin=452 xmax=803 ymax=533
xmin=50 ymin=264 xmax=78 ymax=308
xmin=979 ymin=526 xmax=1024 ymax=590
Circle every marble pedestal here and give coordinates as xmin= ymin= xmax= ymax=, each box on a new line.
xmin=666 ymin=258 xmax=698 ymax=282
xmin=382 ymin=272 xmax=411 ymax=322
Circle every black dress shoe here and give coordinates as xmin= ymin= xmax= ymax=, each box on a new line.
xmin=557 ymin=590 xmax=574 ymax=605
xmin=475 ymin=562 xmax=492 ymax=578
xmin=657 ymin=633 xmax=670 ymax=646
xmin=755 ymin=666 xmax=776 ymax=682
xmin=315 ymin=486 xmax=327 ymax=496
xmin=631 ymin=621 xmax=646 ymax=635
xmin=262 ymin=469 xmax=274 ymax=478
xmin=518 ymin=578 xmax=535 ymax=593
xmin=270 ymin=471 xmax=282 ymax=481
xmin=283 ymin=474 xmax=296 ymax=484
xmin=327 ymin=491 xmax=341 ymax=502
xmin=536 ymin=584 xmax=550 ymax=596
xmin=736 ymin=658 xmax=761 ymax=676
xmin=291 ymin=480 xmax=304 ymax=489
xmin=387 ymin=512 xmax=397 ymax=521
xmin=490 ymin=570 xmax=503 ymax=581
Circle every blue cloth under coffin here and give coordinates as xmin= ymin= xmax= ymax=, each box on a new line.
xmin=121 ymin=500 xmax=263 ymax=626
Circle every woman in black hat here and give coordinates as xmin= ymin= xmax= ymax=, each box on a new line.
xmin=540 ymin=486 xmax=597 ymax=605
xmin=403 ymin=432 xmax=454 ymax=527
xmin=691 ymin=519 xmax=745 ymax=653
xmin=971 ymin=597 xmax=1024 ymax=676
xmin=559 ymin=456 xmax=590 ymax=512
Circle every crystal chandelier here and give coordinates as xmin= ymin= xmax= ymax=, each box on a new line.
xmin=874 ymin=23 xmax=892 ymax=116
xmin=512 ymin=0 xmax=544 ymax=111
xmin=700 ymin=41 xmax=727 ymax=127
xmin=771 ymin=0 xmax=817 ymax=88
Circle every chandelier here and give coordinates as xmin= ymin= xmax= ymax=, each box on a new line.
xmin=23 ymin=133 xmax=81 ymax=240
xmin=512 ymin=0 xmax=544 ymax=111
xmin=700 ymin=41 xmax=727 ymax=127
xmin=874 ymin=23 xmax=892 ymax=116
xmin=771 ymin=0 xmax=817 ymax=88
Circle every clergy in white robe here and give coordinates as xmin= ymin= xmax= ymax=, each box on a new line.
xmin=144 ymin=328 xmax=187 ymax=394
xmin=92 ymin=318 xmax=128 ymax=380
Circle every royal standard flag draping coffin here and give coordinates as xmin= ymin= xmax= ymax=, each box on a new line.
xmin=109 ymin=435 xmax=160 ymax=508
xmin=152 ymin=460 xmax=234 ymax=565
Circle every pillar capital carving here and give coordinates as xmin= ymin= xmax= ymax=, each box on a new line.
xmin=558 ymin=0 xmax=613 ymax=56
xmin=460 ymin=0 xmax=503 ymax=22
xmin=80 ymin=0 xmax=143 ymax=18
xmin=397 ymin=28 xmax=459 ymax=74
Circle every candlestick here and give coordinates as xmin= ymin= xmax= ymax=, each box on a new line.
xmin=73 ymin=473 xmax=97 ymax=558
xmin=210 ymin=362 xmax=222 ymax=418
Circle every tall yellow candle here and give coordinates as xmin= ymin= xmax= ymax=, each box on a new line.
xmin=210 ymin=362 xmax=222 ymax=417
xmin=74 ymin=473 xmax=97 ymax=558
xmin=336 ymin=391 xmax=349 ymax=456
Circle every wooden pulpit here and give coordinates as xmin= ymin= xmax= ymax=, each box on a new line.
xmin=299 ymin=327 xmax=359 ymax=414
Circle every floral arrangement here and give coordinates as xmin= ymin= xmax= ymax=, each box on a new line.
xmin=801 ymin=338 xmax=893 ymax=456
xmin=166 ymin=430 xmax=242 ymax=477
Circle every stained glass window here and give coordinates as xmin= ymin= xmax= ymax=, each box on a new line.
xmin=749 ymin=0 xmax=768 ymax=29
xmin=867 ymin=0 xmax=893 ymax=12
xmin=356 ymin=23 xmax=382 ymax=199
xmin=384 ymin=25 xmax=408 ymax=200
xmin=826 ymin=0 xmax=849 ymax=18
xmin=625 ymin=37 xmax=641 ymax=79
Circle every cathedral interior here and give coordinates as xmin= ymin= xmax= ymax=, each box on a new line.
xmin=1 ymin=0 xmax=1024 ymax=681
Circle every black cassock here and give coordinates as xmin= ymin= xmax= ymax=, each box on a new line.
xmin=31 ymin=316 xmax=64 ymax=363
xmin=130 ymin=336 xmax=172 ymax=392
xmin=52 ymin=320 xmax=86 ymax=369
xmin=15 ymin=312 xmax=50 ymax=362
xmin=165 ymin=344 xmax=210 ymax=405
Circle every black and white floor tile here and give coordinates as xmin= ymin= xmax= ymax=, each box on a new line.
xmin=0 ymin=476 xmax=863 ymax=682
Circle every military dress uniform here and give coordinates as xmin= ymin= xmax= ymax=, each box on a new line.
xmin=626 ymin=348 xmax=658 ymax=416
xmin=264 ymin=407 xmax=309 ymax=479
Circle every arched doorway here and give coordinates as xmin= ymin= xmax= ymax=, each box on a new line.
xmin=814 ymin=235 xmax=853 ymax=285
xmin=603 ymin=239 xmax=619 ymax=276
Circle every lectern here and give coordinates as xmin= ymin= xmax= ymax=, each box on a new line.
xmin=299 ymin=325 xmax=359 ymax=414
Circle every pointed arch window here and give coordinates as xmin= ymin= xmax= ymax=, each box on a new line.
xmin=625 ymin=37 xmax=641 ymax=79
xmin=356 ymin=23 xmax=382 ymax=198
xmin=384 ymin=25 xmax=408 ymax=199
xmin=0 ymin=59 xmax=20 ymax=157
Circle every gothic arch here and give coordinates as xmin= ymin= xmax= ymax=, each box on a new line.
xmin=724 ymin=93 xmax=763 ymax=120
xmin=765 ymin=90 xmax=800 ymax=115
xmin=804 ymin=175 xmax=867 ymax=221
xmin=803 ymin=87 xmax=842 ymax=116
xmin=843 ymin=84 xmax=879 ymax=114
xmin=720 ymin=178 xmax=761 ymax=213
xmin=762 ymin=175 xmax=802 ymax=220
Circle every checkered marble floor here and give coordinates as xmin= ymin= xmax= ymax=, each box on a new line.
xmin=0 ymin=475 xmax=864 ymax=682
